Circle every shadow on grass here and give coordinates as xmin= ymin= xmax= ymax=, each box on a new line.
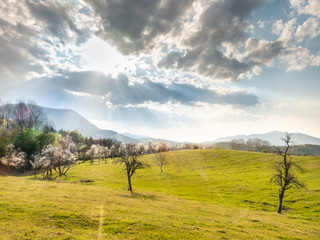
xmin=120 ymin=191 xmax=158 ymax=200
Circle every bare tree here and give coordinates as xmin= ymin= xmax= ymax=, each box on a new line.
xmin=230 ymin=139 xmax=246 ymax=150
xmin=153 ymin=152 xmax=168 ymax=173
xmin=12 ymin=101 xmax=47 ymax=131
xmin=25 ymin=101 xmax=47 ymax=130
xmin=116 ymin=143 xmax=149 ymax=192
xmin=270 ymin=133 xmax=305 ymax=213
xmin=0 ymin=102 xmax=13 ymax=130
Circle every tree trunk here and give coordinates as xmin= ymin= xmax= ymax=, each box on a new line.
xmin=277 ymin=188 xmax=285 ymax=213
xmin=127 ymin=172 xmax=132 ymax=192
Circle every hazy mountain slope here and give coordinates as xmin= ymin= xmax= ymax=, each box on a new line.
xmin=207 ymin=131 xmax=320 ymax=146
xmin=121 ymin=132 xmax=180 ymax=146
xmin=43 ymin=107 xmax=136 ymax=143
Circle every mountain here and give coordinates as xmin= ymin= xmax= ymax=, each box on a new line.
xmin=43 ymin=107 xmax=136 ymax=143
xmin=206 ymin=131 xmax=320 ymax=146
xmin=121 ymin=132 xmax=150 ymax=139
xmin=121 ymin=132 xmax=181 ymax=146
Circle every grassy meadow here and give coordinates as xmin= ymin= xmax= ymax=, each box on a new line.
xmin=0 ymin=149 xmax=319 ymax=239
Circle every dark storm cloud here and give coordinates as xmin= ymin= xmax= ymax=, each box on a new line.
xmin=25 ymin=0 xmax=90 ymax=45
xmin=158 ymin=48 xmax=253 ymax=80
xmin=185 ymin=0 xmax=262 ymax=47
xmin=84 ymin=0 xmax=194 ymax=53
xmin=0 ymin=18 xmax=46 ymax=83
xmin=0 ymin=0 xmax=95 ymax=84
xmin=0 ymin=0 xmax=286 ymax=84
xmin=158 ymin=0 xmax=264 ymax=80
xmin=244 ymin=38 xmax=283 ymax=64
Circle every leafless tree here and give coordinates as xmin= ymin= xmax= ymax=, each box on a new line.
xmin=153 ymin=152 xmax=168 ymax=173
xmin=270 ymin=133 xmax=305 ymax=213
xmin=25 ymin=101 xmax=47 ymax=130
xmin=101 ymin=146 xmax=109 ymax=164
xmin=230 ymin=139 xmax=246 ymax=150
xmin=0 ymin=102 xmax=13 ymax=130
xmin=12 ymin=100 xmax=47 ymax=131
xmin=116 ymin=143 xmax=149 ymax=192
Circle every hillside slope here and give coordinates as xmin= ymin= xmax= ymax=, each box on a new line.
xmin=43 ymin=107 xmax=136 ymax=143
xmin=1 ymin=149 xmax=319 ymax=239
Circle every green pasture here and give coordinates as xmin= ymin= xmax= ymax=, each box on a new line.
xmin=1 ymin=149 xmax=319 ymax=239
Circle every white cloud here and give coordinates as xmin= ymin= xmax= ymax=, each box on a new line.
xmin=290 ymin=0 xmax=320 ymax=17
xmin=272 ymin=19 xmax=284 ymax=35
xmin=277 ymin=18 xmax=297 ymax=44
xmin=258 ymin=20 xmax=265 ymax=29
xmin=295 ymin=17 xmax=320 ymax=42
xmin=311 ymin=55 xmax=320 ymax=66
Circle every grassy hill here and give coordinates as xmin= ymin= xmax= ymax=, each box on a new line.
xmin=1 ymin=149 xmax=319 ymax=239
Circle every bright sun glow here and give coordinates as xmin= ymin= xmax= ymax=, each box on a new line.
xmin=81 ymin=36 xmax=128 ymax=76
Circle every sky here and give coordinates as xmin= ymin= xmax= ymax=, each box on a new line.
xmin=0 ymin=0 xmax=319 ymax=142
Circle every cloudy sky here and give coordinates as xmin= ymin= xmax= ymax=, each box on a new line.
xmin=0 ymin=0 xmax=319 ymax=142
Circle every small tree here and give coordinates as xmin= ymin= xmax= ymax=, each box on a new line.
xmin=110 ymin=145 xmax=117 ymax=159
xmin=101 ymin=146 xmax=109 ymax=164
xmin=32 ymin=136 xmax=76 ymax=179
xmin=153 ymin=152 xmax=168 ymax=173
xmin=32 ymin=145 xmax=55 ymax=179
xmin=86 ymin=144 xmax=98 ymax=164
xmin=36 ymin=132 xmax=56 ymax=154
xmin=271 ymin=133 xmax=305 ymax=213
xmin=52 ymin=136 xmax=76 ymax=178
xmin=116 ymin=143 xmax=149 ymax=192
xmin=0 ymin=144 xmax=25 ymax=172
xmin=13 ymin=129 xmax=40 ymax=171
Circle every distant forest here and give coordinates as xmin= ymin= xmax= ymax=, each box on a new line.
xmin=210 ymin=139 xmax=320 ymax=156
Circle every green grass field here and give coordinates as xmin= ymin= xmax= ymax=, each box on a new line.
xmin=1 ymin=149 xmax=319 ymax=239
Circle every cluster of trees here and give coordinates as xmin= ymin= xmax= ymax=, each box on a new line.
xmin=0 ymin=100 xmax=173 ymax=185
xmin=229 ymin=138 xmax=272 ymax=152
xmin=177 ymin=143 xmax=203 ymax=150
xmin=0 ymin=100 xmax=57 ymax=172
xmin=31 ymin=135 xmax=76 ymax=179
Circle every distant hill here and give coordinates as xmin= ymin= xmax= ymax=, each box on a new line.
xmin=205 ymin=131 xmax=320 ymax=146
xmin=43 ymin=107 xmax=136 ymax=143
xmin=121 ymin=132 xmax=181 ymax=146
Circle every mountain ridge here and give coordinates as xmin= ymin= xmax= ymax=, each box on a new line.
xmin=42 ymin=107 xmax=136 ymax=143
xmin=40 ymin=107 xmax=320 ymax=146
xmin=204 ymin=131 xmax=320 ymax=146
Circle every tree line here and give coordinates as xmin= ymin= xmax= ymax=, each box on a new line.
xmin=0 ymin=100 xmax=171 ymax=179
